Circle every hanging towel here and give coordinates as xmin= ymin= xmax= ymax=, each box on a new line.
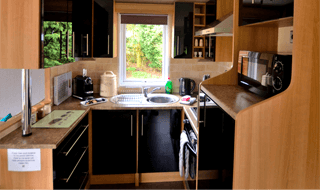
xmin=184 ymin=144 xmax=190 ymax=179
xmin=179 ymin=130 xmax=189 ymax=177
xmin=189 ymin=130 xmax=197 ymax=179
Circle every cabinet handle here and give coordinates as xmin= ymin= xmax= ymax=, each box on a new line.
xmin=108 ymin=35 xmax=110 ymax=55
xmin=177 ymin=36 xmax=179 ymax=55
xmin=141 ymin=115 xmax=143 ymax=136
xmin=72 ymin=32 xmax=75 ymax=58
xmin=131 ymin=115 xmax=133 ymax=136
xmin=62 ymin=125 xmax=88 ymax=156
xmin=86 ymin=34 xmax=89 ymax=56
xmin=61 ymin=146 xmax=88 ymax=183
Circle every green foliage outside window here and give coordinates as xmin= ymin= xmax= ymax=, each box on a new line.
xmin=43 ymin=21 xmax=75 ymax=68
xmin=126 ymin=24 xmax=163 ymax=79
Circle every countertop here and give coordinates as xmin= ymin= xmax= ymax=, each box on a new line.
xmin=201 ymin=84 xmax=265 ymax=119
xmin=0 ymin=93 xmax=196 ymax=149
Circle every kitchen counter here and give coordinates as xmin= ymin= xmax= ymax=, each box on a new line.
xmin=0 ymin=93 xmax=196 ymax=149
xmin=201 ymin=84 xmax=265 ymax=119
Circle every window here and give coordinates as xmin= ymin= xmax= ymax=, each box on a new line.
xmin=119 ymin=14 xmax=169 ymax=87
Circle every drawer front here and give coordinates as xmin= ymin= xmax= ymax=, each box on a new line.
xmin=53 ymin=114 xmax=89 ymax=189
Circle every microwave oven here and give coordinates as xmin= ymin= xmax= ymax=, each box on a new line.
xmin=238 ymin=50 xmax=292 ymax=98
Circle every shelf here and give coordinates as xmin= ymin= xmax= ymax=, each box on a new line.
xmin=201 ymin=85 xmax=265 ymax=119
xmin=243 ymin=16 xmax=293 ymax=28
xmin=194 ymin=24 xmax=206 ymax=27
xmin=195 ymin=14 xmax=205 ymax=16
xmin=193 ymin=46 xmax=205 ymax=48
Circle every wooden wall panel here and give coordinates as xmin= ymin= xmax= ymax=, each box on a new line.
xmin=233 ymin=0 xmax=319 ymax=188
xmin=0 ymin=0 xmax=40 ymax=69
xmin=215 ymin=0 xmax=233 ymax=62
xmin=0 ymin=149 xmax=53 ymax=189
xmin=202 ymin=0 xmax=278 ymax=86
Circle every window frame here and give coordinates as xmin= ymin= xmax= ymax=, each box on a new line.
xmin=119 ymin=14 xmax=169 ymax=87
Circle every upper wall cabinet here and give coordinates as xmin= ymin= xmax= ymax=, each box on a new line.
xmin=93 ymin=0 xmax=114 ymax=58
xmin=73 ymin=0 xmax=93 ymax=58
xmin=239 ymin=0 xmax=294 ymax=26
xmin=41 ymin=0 xmax=75 ymax=68
xmin=174 ymin=2 xmax=193 ymax=58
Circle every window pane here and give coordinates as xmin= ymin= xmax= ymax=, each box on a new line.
xmin=125 ymin=24 xmax=163 ymax=80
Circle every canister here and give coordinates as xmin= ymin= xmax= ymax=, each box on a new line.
xmin=100 ymin=71 xmax=117 ymax=97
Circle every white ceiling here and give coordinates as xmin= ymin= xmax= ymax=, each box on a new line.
xmin=115 ymin=0 xmax=211 ymax=4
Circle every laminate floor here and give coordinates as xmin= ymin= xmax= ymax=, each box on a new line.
xmin=90 ymin=181 xmax=185 ymax=189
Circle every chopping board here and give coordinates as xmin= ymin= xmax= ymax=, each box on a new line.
xmin=32 ymin=110 xmax=85 ymax=128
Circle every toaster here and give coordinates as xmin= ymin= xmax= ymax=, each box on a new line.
xmin=72 ymin=75 xmax=94 ymax=100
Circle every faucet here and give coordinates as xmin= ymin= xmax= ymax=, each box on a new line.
xmin=143 ymin=87 xmax=161 ymax=97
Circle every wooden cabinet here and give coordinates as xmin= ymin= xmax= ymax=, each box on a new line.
xmin=0 ymin=0 xmax=41 ymax=69
xmin=174 ymin=2 xmax=193 ymax=58
xmin=93 ymin=0 xmax=114 ymax=58
xmin=239 ymin=0 xmax=294 ymax=26
xmin=73 ymin=0 xmax=92 ymax=58
xmin=91 ymin=110 xmax=136 ymax=175
xmin=138 ymin=110 xmax=179 ymax=173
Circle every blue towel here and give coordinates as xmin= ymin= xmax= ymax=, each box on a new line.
xmin=0 ymin=113 xmax=12 ymax=122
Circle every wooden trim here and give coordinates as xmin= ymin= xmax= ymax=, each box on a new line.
xmin=91 ymin=174 xmax=135 ymax=184
xmin=0 ymin=149 xmax=53 ymax=189
xmin=135 ymin=173 xmax=139 ymax=187
xmin=84 ymin=178 xmax=91 ymax=189
xmin=44 ymin=68 xmax=51 ymax=102
xmin=140 ymin=172 xmax=183 ymax=183
xmin=115 ymin=3 xmax=174 ymax=15
xmin=244 ymin=16 xmax=294 ymax=28
xmin=0 ymin=121 xmax=20 ymax=140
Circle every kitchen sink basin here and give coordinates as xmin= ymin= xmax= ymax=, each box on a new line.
xmin=146 ymin=94 xmax=180 ymax=104
xmin=110 ymin=94 xmax=179 ymax=105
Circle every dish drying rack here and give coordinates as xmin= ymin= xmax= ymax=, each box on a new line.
xmin=109 ymin=94 xmax=145 ymax=104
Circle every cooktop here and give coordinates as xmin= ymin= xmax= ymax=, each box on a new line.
xmin=32 ymin=110 xmax=85 ymax=128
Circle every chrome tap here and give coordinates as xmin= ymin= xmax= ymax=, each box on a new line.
xmin=143 ymin=87 xmax=161 ymax=97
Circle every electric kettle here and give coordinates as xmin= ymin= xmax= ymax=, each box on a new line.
xmin=179 ymin=78 xmax=196 ymax=96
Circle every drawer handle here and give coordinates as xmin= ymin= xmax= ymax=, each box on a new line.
xmin=61 ymin=146 xmax=88 ymax=183
xmin=79 ymin=171 xmax=89 ymax=189
xmin=63 ymin=125 xmax=88 ymax=156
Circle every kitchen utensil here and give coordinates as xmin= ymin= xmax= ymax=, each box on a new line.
xmin=80 ymin=98 xmax=107 ymax=106
xmin=179 ymin=78 xmax=196 ymax=96
xmin=100 ymin=71 xmax=117 ymax=97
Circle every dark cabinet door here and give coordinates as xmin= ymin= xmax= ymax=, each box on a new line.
xmin=93 ymin=0 xmax=113 ymax=57
xmin=92 ymin=110 xmax=136 ymax=175
xmin=174 ymin=2 xmax=193 ymax=58
xmin=42 ymin=0 xmax=75 ymax=68
xmin=73 ymin=0 xmax=92 ymax=58
xmin=138 ymin=110 xmax=179 ymax=173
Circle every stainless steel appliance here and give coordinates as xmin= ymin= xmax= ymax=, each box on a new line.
xmin=179 ymin=78 xmax=196 ymax=96
xmin=238 ymin=50 xmax=292 ymax=98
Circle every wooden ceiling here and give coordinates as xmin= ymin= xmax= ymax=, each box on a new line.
xmin=114 ymin=0 xmax=211 ymax=4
